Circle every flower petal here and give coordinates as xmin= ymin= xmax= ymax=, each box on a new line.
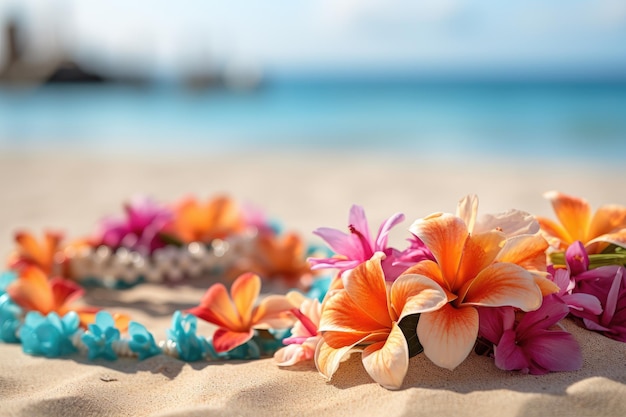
xmin=341 ymin=254 xmax=392 ymax=328
xmin=587 ymin=230 xmax=626 ymax=254
xmin=473 ymin=209 xmax=540 ymax=237
xmin=361 ymin=323 xmax=409 ymax=390
xmin=456 ymin=194 xmax=478 ymax=233
xmin=417 ymin=303 xmax=479 ymax=370
xmin=543 ymin=191 xmax=591 ymax=243
xmin=315 ymin=339 xmax=361 ymax=381
xmin=312 ymin=228 xmax=356 ymax=257
xmin=401 ymin=260 xmax=453 ymax=299
xmin=349 ymin=205 xmax=372 ymax=244
xmin=375 ymin=212 xmax=405 ymax=251
xmin=318 ymin=289 xmax=390 ymax=347
xmin=50 ymin=277 xmax=84 ymax=310
xmin=7 ymin=266 xmax=54 ymax=313
xmin=212 ymin=328 xmax=253 ymax=353
xmin=188 ymin=283 xmax=241 ymax=330
xmin=230 ymin=273 xmax=261 ymax=326
xmin=524 ymin=330 xmax=582 ymax=373
xmin=15 ymin=232 xmax=51 ymax=271
xmin=516 ymin=295 xmax=570 ymax=338
xmin=478 ymin=306 xmax=515 ymax=345
xmin=389 ymin=274 xmax=448 ymax=321
xmin=251 ymin=295 xmax=295 ymax=329
xmin=565 ymin=241 xmax=589 ymax=276
xmin=274 ymin=342 xmax=315 ymax=366
xmin=496 ymin=234 xmax=549 ymax=272
xmin=588 ymin=205 xmax=626 ymax=242
xmin=455 ymin=230 xmax=505 ymax=292
xmin=461 ymin=263 xmax=542 ymax=311
xmin=600 ymin=267 xmax=623 ymax=327
xmin=494 ymin=329 xmax=529 ymax=372
xmin=536 ymin=217 xmax=571 ymax=249
xmin=565 ymin=293 xmax=603 ymax=316
xmin=410 ymin=213 xmax=467 ymax=287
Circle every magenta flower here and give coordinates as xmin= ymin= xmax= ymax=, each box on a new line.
xmin=392 ymin=234 xmax=434 ymax=269
xmin=478 ymin=295 xmax=582 ymax=375
xmin=554 ymin=240 xmax=626 ymax=340
xmin=564 ymin=241 xmax=589 ymax=276
xmin=548 ymin=267 xmax=602 ymax=320
xmin=307 ymin=205 xmax=407 ymax=280
xmin=575 ymin=266 xmax=626 ymax=342
xmin=95 ymin=196 xmax=173 ymax=255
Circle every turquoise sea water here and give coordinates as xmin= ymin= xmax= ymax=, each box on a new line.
xmin=1 ymin=80 xmax=625 ymax=161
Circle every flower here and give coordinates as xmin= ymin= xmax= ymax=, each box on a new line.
xmin=478 ymin=295 xmax=582 ymax=374
xmin=81 ymin=311 xmax=121 ymax=360
xmin=231 ymin=232 xmax=313 ymax=286
xmin=537 ymin=191 xmax=626 ymax=254
xmin=95 ymin=195 xmax=172 ymax=255
xmin=20 ymin=311 xmax=80 ymax=357
xmin=546 ymin=242 xmax=602 ymax=320
xmin=187 ymin=272 xmax=295 ymax=353
xmin=456 ymin=195 xmax=553 ymax=287
xmin=167 ymin=311 xmax=214 ymax=361
xmin=128 ymin=321 xmax=162 ymax=360
xmin=316 ymin=253 xmax=448 ymax=389
xmin=308 ymin=204 xmax=408 ymax=281
xmin=456 ymin=194 xmax=540 ymax=238
xmin=6 ymin=266 xmax=99 ymax=326
xmin=575 ymin=266 xmax=626 ymax=342
xmin=404 ymin=212 xmax=547 ymax=370
xmin=7 ymin=231 xmax=64 ymax=275
xmin=166 ymin=195 xmax=245 ymax=244
xmin=0 ymin=294 xmax=22 ymax=343
xmin=549 ymin=268 xmax=602 ymax=320
xmin=274 ymin=291 xmax=322 ymax=366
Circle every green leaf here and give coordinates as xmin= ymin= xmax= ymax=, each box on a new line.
xmin=157 ymin=232 xmax=184 ymax=247
xmin=398 ymin=314 xmax=423 ymax=358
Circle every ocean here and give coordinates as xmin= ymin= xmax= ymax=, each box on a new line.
xmin=1 ymin=79 xmax=625 ymax=162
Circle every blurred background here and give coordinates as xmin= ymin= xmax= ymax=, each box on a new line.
xmin=1 ymin=0 xmax=625 ymax=161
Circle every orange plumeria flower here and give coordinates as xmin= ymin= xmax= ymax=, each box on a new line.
xmin=404 ymin=212 xmax=547 ymax=370
xmin=6 ymin=266 xmax=106 ymax=328
xmin=168 ymin=195 xmax=245 ymax=243
xmin=231 ymin=232 xmax=313 ymax=286
xmin=537 ymin=191 xmax=626 ymax=254
xmin=7 ymin=231 xmax=64 ymax=275
xmin=457 ymin=194 xmax=557 ymax=294
xmin=188 ymin=272 xmax=295 ymax=353
xmin=316 ymin=253 xmax=448 ymax=389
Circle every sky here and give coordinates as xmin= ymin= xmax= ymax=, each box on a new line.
xmin=1 ymin=0 xmax=626 ymax=80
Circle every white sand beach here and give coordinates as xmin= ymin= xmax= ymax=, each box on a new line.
xmin=1 ymin=149 xmax=625 ymax=417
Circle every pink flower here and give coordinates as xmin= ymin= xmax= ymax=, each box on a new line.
xmin=392 ymin=235 xmax=434 ymax=270
xmin=548 ymin=267 xmax=602 ymax=320
xmin=547 ymin=242 xmax=603 ymax=320
xmin=308 ymin=205 xmax=408 ymax=281
xmin=575 ymin=266 xmax=626 ymax=342
xmin=479 ymin=295 xmax=582 ymax=375
xmin=95 ymin=196 xmax=172 ymax=255
xmin=545 ymin=241 xmax=602 ymax=320
xmin=274 ymin=292 xmax=321 ymax=366
xmin=564 ymin=241 xmax=589 ymax=276
xmin=552 ymin=240 xmax=626 ymax=340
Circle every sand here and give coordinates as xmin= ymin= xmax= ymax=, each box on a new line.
xmin=1 ymin=149 xmax=625 ymax=417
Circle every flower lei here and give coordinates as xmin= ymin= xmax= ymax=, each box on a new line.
xmin=1 ymin=192 xmax=625 ymax=390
